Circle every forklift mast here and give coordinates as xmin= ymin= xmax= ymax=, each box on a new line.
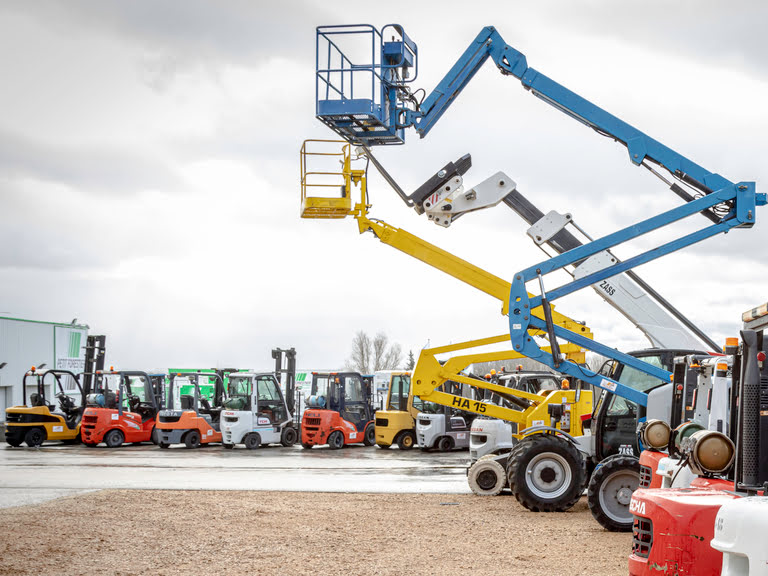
xmin=82 ymin=335 xmax=106 ymax=396
xmin=272 ymin=348 xmax=297 ymax=415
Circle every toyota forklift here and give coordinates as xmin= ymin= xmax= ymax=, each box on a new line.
xmin=301 ymin=371 xmax=375 ymax=449
xmin=80 ymin=370 xmax=165 ymax=447
xmin=4 ymin=368 xmax=87 ymax=447
xmin=156 ymin=371 xmax=227 ymax=449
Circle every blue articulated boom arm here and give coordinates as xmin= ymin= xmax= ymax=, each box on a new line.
xmin=412 ymin=26 xmax=731 ymax=197
xmin=507 ymin=182 xmax=765 ymax=406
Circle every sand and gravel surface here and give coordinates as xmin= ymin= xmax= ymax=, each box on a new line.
xmin=0 ymin=489 xmax=629 ymax=576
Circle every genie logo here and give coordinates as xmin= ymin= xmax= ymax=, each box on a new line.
xmin=629 ymin=498 xmax=646 ymax=516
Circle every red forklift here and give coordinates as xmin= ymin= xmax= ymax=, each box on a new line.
xmin=156 ymin=372 xmax=226 ymax=448
xmin=301 ymin=371 xmax=375 ymax=449
xmin=81 ymin=370 xmax=164 ymax=447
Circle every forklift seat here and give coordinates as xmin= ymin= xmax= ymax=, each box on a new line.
xmin=180 ymin=395 xmax=195 ymax=410
xmin=199 ymin=397 xmax=212 ymax=413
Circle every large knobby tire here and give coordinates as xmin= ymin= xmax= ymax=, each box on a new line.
xmin=244 ymin=433 xmax=261 ymax=450
xmin=104 ymin=429 xmax=125 ymax=448
xmin=506 ymin=434 xmax=585 ymax=512
xmin=437 ymin=436 xmax=454 ymax=452
xmin=468 ymin=458 xmax=507 ymax=496
xmin=184 ymin=430 xmax=201 ymax=449
xmin=327 ymin=430 xmax=344 ymax=450
xmin=363 ymin=424 xmax=376 ymax=447
xmin=397 ymin=431 xmax=416 ymax=451
xmin=281 ymin=427 xmax=298 ymax=447
xmin=24 ymin=428 xmax=46 ymax=448
xmin=587 ymin=455 xmax=641 ymax=532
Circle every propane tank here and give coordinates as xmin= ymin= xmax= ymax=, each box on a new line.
xmin=307 ymin=395 xmax=327 ymax=409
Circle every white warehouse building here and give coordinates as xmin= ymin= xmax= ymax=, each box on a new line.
xmin=0 ymin=316 xmax=90 ymax=420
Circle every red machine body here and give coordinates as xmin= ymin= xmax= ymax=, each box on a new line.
xmin=628 ymin=487 xmax=739 ymax=576
xmin=301 ymin=409 xmax=372 ymax=447
xmin=638 ymin=450 xmax=666 ymax=489
xmin=81 ymin=406 xmax=156 ymax=445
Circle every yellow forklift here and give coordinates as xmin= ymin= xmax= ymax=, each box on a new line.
xmin=374 ymin=371 xmax=419 ymax=449
xmin=5 ymin=367 xmax=87 ymax=447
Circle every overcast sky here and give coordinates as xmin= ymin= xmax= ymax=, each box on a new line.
xmin=1 ymin=1 xmax=766 ymax=371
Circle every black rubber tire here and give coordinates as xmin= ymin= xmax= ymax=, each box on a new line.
xmin=150 ymin=427 xmax=159 ymax=445
xmin=159 ymin=442 xmax=170 ymax=449
xmin=396 ymin=431 xmax=416 ymax=450
xmin=327 ymin=430 xmax=344 ymax=450
xmin=222 ymin=443 xmax=235 ymax=450
xmin=104 ymin=429 xmax=124 ymax=448
xmin=184 ymin=430 xmax=201 ymax=449
xmin=587 ymin=455 xmax=641 ymax=532
xmin=468 ymin=458 xmax=507 ymax=496
xmin=437 ymin=436 xmax=454 ymax=452
xmin=281 ymin=427 xmax=298 ymax=447
xmin=506 ymin=434 xmax=585 ymax=512
xmin=244 ymin=433 xmax=261 ymax=450
xmin=24 ymin=427 xmax=46 ymax=448
xmin=363 ymin=423 xmax=376 ymax=446
xmin=301 ymin=442 xmax=313 ymax=450
xmin=6 ymin=436 xmax=23 ymax=448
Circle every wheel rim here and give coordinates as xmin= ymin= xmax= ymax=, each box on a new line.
xmin=598 ymin=468 xmax=639 ymax=523
xmin=403 ymin=435 xmax=413 ymax=448
xmin=477 ymin=469 xmax=499 ymax=491
xmin=525 ymin=452 xmax=572 ymax=499
xmin=29 ymin=429 xmax=44 ymax=445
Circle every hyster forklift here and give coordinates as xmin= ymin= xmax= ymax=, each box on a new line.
xmin=80 ymin=370 xmax=164 ymax=447
xmin=301 ymin=371 xmax=375 ymax=449
xmin=220 ymin=372 xmax=297 ymax=449
xmin=374 ymin=371 xmax=421 ymax=449
xmin=4 ymin=368 xmax=87 ymax=447
xmin=156 ymin=372 xmax=227 ymax=449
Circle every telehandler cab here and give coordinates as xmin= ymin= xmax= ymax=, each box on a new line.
xmin=156 ymin=372 xmax=227 ymax=449
xmin=301 ymin=371 xmax=375 ymax=449
xmin=220 ymin=372 xmax=297 ymax=449
xmin=80 ymin=370 xmax=164 ymax=447
xmin=4 ymin=368 xmax=87 ymax=447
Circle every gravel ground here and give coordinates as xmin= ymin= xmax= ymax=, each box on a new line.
xmin=0 ymin=490 xmax=629 ymax=576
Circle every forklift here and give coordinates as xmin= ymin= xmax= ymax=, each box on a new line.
xmin=416 ymin=380 xmax=480 ymax=452
xmin=220 ymin=372 xmax=297 ymax=449
xmin=373 ymin=371 xmax=420 ymax=449
xmin=156 ymin=371 xmax=227 ymax=448
xmin=4 ymin=368 xmax=86 ymax=447
xmin=4 ymin=335 xmax=106 ymax=447
xmin=80 ymin=370 xmax=164 ymax=447
xmin=301 ymin=371 xmax=375 ymax=449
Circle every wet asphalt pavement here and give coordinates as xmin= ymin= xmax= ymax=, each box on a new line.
xmin=0 ymin=443 xmax=471 ymax=507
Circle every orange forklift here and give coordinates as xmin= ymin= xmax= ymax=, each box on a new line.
xmin=301 ymin=371 xmax=375 ymax=449
xmin=156 ymin=372 xmax=226 ymax=449
xmin=80 ymin=370 xmax=164 ymax=447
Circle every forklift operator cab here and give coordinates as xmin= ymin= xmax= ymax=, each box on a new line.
xmin=220 ymin=373 xmax=297 ymax=449
xmin=301 ymin=372 xmax=375 ymax=449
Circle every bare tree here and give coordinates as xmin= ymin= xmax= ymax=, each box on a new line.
xmin=346 ymin=331 xmax=404 ymax=373
xmin=405 ymin=350 xmax=415 ymax=371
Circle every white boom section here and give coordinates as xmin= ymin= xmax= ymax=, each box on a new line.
xmin=529 ymin=210 xmax=705 ymax=350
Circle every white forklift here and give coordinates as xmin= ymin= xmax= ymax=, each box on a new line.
xmin=416 ymin=380 xmax=480 ymax=451
xmin=220 ymin=372 xmax=297 ymax=449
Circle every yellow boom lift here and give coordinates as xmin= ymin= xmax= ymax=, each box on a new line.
xmin=300 ymin=140 xmax=595 ymax=451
